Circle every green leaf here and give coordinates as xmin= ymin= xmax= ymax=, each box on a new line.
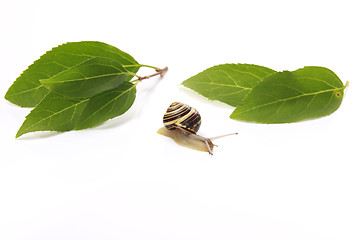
xmin=181 ymin=64 xmax=276 ymax=106
xmin=230 ymin=66 xmax=347 ymax=123
xmin=40 ymin=57 xmax=132 ymax=98
xmin=75 ymin=82 xmax=136 ymax=130
xmin=16 ymin=92 xmax=88 ymax=138
xmin=16 ymin=82 xmax=137 ymax=137
xmin=5 ymin=41 xmax=139 ymax=107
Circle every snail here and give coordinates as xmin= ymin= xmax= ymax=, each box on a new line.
xmin=157 ymin=102 xmax=237 ymax=155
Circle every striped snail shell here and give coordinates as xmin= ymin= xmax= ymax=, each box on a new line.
xmin=160 ymin=102 xmax=237 ymax=155
xmin=163 ymin=102 xmax=201 ymax=134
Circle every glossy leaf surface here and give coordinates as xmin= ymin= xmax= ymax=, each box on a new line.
xmin=75 ymin=82 xmax=136 ymax=129
xmin=230 ymin=67 xmax=346 ymax=123
xmin=182 ymin=64 xmax=276 ymax=106
xmin=16 ymin=83 xmax=137 ymax=137
xmin=16 ymin=92 xmax=88 ymax=138
xmin=40 ymin=57 xmax=131 ymax=98
xmin=5 ymin=41 xmax=139 ymax=107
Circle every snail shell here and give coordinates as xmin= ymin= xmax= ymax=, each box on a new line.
xmin=163 ymin=102 xmax=201 ymax=134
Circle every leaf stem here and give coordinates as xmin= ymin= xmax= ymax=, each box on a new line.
xmin=139 ymin=67 xmax=168 ymax=80
xmin=344 ymin=81 xmax=350 ymax=89
xmin=126 ymin=72 xmax=142 ymax=79
xmin=131 ymin=67 xmax=168 ymax=83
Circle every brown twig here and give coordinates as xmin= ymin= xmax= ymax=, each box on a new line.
xmin=138 ymin=67 xmax=168 ymax=81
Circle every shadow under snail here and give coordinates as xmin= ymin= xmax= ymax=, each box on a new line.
xmin=157 ymin=102 xmax=237 ymax=155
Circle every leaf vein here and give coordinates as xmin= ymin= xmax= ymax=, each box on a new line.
xmin=46 ymin=72 xmax=129 ymax=83
xmin=297 ymin=76 xmax=339 ymax=89
xmin=6 ymin=85 xmax=44 ymax=97
xmin=78 ymin=85 xmax=135 ymax=125
xmin=239 ymin=87 xmax=344 ymax=114
xmin=22 ymin=99 xmax=88 ymax=133
xmin=202 ymin=74 xmax=252 ymax=90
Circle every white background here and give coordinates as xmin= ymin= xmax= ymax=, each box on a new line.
xmin=1 ymin=0 xmax=359 ymax=239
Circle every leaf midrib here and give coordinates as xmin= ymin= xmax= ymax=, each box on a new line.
xmin=6 ymin=85 xmax=45 ymax=97
xmin=42 ymin=72 xmax=130 ymax=84
xmin=17 ymin=98 xmax=89 ymax=137
xmin=190 ymin=81 xmax=252 ymax=90
xmin=76 ymin=84 xmax=136 ymax=126
xmin=40 ymin=56 xmax=127 ymax=82
xmin=236 ymin=86 xmax=344 ymax=114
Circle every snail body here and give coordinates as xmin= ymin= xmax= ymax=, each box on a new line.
xmin=159 ymin=102 xmax=237 ymax=155
xmin=157 ymin=127 xmax=215 ymax=154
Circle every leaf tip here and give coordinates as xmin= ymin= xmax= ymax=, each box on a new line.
xmin=229 ymin=109 xmax=239 ymax=120
xmin=15 ymin=130 xmax=23 ymax=139
xmin=15 ymin=122 xmax=30 ymax=139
